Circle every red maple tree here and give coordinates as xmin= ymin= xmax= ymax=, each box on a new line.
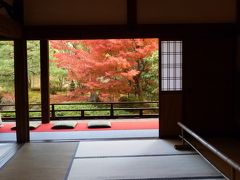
xmin=50 ymin=39 xmax=158 ymax=102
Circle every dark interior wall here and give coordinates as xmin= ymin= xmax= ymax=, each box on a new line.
xmin=235 ymin=37 xmax=240 ymax=134
xmin=183 ymin=37 xmax=234 ymax=135
xmin=160 ymin=92 xmax=182 ymax=137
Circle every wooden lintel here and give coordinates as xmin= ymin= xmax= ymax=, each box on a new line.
xmin=23 ymin=23 xmax=236 ymax=40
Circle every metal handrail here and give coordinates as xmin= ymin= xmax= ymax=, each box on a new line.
xmin=178 ymin=122 xmax=240 ymax=179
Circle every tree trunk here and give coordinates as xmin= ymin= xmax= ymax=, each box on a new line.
xmin=89 ymin=92 xmax=100 ymax=102
xmin=134 ymin=75 xmax=143 ymax=101
xmin=134 ymin=60 xmax=145 ymax=101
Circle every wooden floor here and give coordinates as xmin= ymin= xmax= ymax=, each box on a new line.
xmin=0 ymin=139 xmax=225 ymax=180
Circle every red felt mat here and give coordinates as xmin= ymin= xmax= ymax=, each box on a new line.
xmin=0 ymin=120 xmax=159 ymax=133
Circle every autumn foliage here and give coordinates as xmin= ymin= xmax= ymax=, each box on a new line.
xmin=50 ymin=39 xmax=158 ymax=102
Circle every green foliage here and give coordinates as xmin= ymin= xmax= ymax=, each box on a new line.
xmin=49 ymin=42 xmax=68 ymax=92
xmin=0 ymin=41 xmax=14 ymax=91
xmin=114 ymin=110 xmax=139 ymax=116
xmin=118 ymin=95 xmax=139 ymax=102
xmin=28 ymin=91 xmax=41 ymax=104
xmin=49 ymin=62 xmax=67 ymax=92
xmin=0 ymin=40 xmax=68 ymax=107
xmin=53 ymin=104 xmax=133 ymax=117
xmin=27 ymin=41 xmax=40 ymax=77
xmin=118 ymin=95 xmax=140 ymax=108
xmin=54 ymin=104 xmax=107 ymax=117
xmin=0 ymin=41 xmax=41 ymax=91
xmin=142 ymin=50 xmax=159 ymax=100
xmin=1 ymin=112 xmax=15 ymax=118
xmin=29 ymin=112 xmax=41 ymax=118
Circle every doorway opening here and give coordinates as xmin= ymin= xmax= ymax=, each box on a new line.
xmin=31 ymin=39 xmax=159 ymax=141
xmin=0 ymin=39 xmax=183 ymax=141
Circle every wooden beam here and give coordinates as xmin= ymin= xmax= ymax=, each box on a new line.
xmin=14 ymin=39 xmax=29 ymax=143
xmin=40 ymin=40 xmax=50 ymax=124
xmin=24 ymin=23 xmax=236 ymax=40
xmin=0 ymin=15 xmax=21 ymax=39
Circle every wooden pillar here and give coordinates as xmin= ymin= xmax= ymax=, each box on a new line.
xmin=158 ymin=41 xmax=161 ymax=138
xmin=40 ymin=40 xmax=50 ymax=124
xmin=14 ymin=39 xmax=29 ymax=143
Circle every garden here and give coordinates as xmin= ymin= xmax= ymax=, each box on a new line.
xmin=0 ymin=39 xmax=159 ymax=119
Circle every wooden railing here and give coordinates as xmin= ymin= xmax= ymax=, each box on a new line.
xmin=178 ymin=122 xmax=240 ymax=180
xmin=0 ymin=101 xmax=159 ymax=121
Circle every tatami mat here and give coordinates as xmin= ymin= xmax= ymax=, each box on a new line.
xmin=75 ymin=139 xmax=195 ymax=157
xmin=0 ymin=139 xmax=225 ymax=180
xmin=0 ymin=133 xmax=16 ymax=142
xmin=68 ymin=155 xmax=223 ymax=180
xmin=0 ymin=143 xmax=19 ymax=168
xmin=30 ymin=130 xmax=158 ymax=140
xmin=0 ymin=130 xmax=158 ymax=142
xmin=0 ymin=143 xmax=17 ymax=157
xmin=0 ymin=142 xmax=78 ymax=180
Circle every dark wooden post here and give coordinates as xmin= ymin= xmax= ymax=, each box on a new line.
xmin=40 ymin=40 xmax=50 ymax=124
xmin=14 ymin=39 xmax=30 ymax=143
xmin=51 ymin=104 xmax=55 ymax=120
xmin=110 ymin=103 xmax=114 ymax=118
xmin=139 ymin=109 xmax=143 ymax=117
xmin=81 ymin=110 xmax=85 ymax=119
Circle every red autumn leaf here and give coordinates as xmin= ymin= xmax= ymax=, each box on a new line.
xmin=50 ymin=39 xmax=158 ymax=102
